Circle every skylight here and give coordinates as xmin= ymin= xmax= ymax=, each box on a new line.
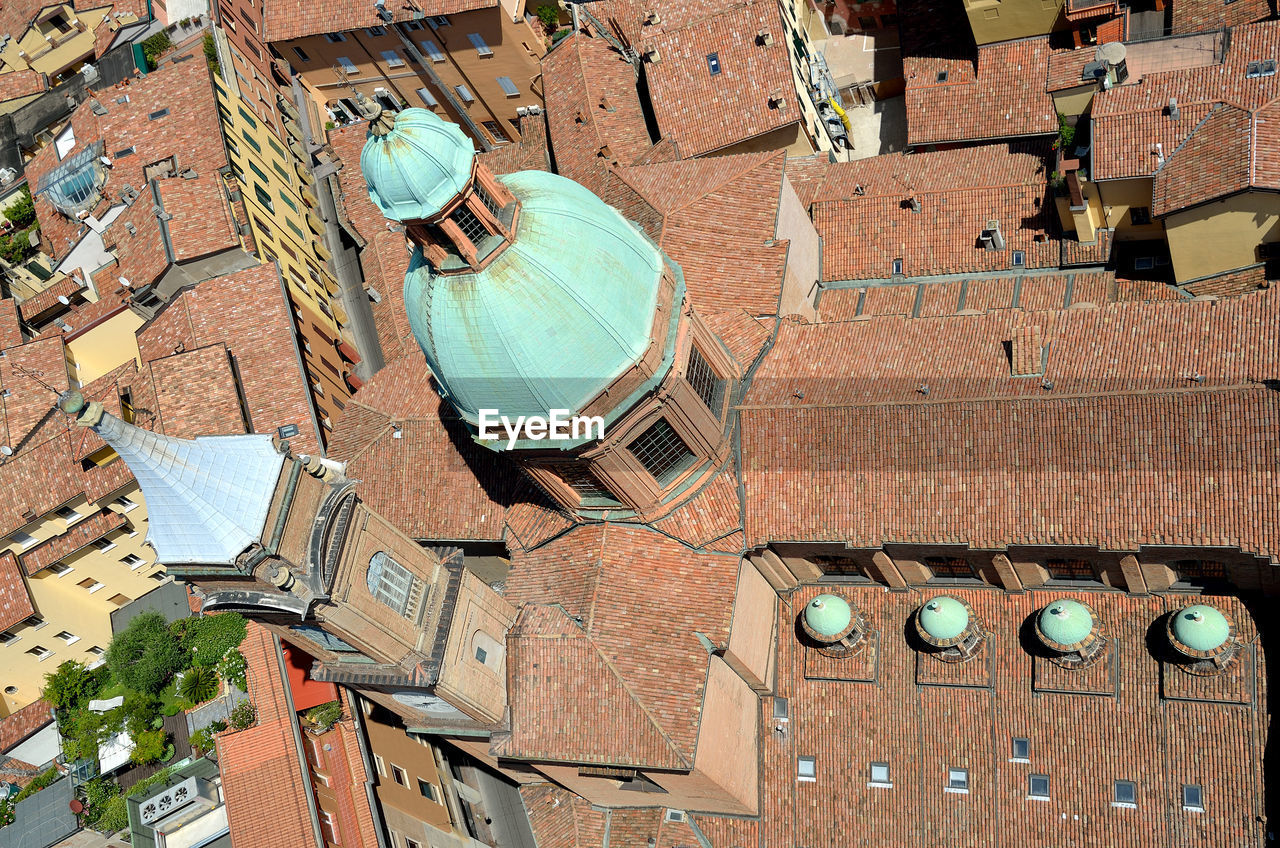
xmin=707 ymin=52 xmax=721 ymax=75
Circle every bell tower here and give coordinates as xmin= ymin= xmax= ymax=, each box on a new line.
xmin=56 ymin=389 xmax=515 ymax=731
xmin=361 ymin=105 xmax=741 ymax=520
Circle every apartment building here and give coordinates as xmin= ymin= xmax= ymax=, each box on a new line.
xmin=208 ymin=43 xmax=358 ymax=428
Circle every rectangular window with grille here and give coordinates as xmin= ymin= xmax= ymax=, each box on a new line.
xmin=925 ymin=557 xmax=974 ymax=579
xmin=545 ymin=463 xmax=618 ymax=505
xmin=685 ymin=346 xmax=725 ymax=414
xmin=474 ymin=183 xmax=503 ymax=217
xmin=1045 ymin=558 xmax=1098 ymax=582
xmin=453 ymin=205 xmax=488 ymax=244
xmin=627 ymin=419 xmax=696 ymax=487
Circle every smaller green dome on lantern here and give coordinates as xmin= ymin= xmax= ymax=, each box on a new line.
xmin=919 ymin=596 xmax=969 ymax=641
xmin=360 ymin=108 xmax=475 ymax=222
xmin=804 ymin=594 xmax=852 ymax=638
xmin=1172 ymin=604 xmax=1230 ymax=652
xmin=1039 ymin=599 xmax=1093 ymax=647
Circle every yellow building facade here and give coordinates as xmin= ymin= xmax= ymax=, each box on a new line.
xmin=962 ymin=0 xmax=1066 ymax=45
xmin=1 ymin=481 xmax=165 ymax=716
xmin=1165 ymin=192 xmax=1280 ymax=282
xmin=0 ymin=3 xmax=138 ymax=82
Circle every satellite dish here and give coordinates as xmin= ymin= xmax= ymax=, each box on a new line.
xmin=0 ymin=446 xmax=12 ymax=456
xmin=57 ymin=295 xmax=70 ymax=305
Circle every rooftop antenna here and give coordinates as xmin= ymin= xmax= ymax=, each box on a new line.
xmin=10 ymin=364 xmax=62 ymax=396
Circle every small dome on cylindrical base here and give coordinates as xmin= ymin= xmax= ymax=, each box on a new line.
xmin=914 ymin=596 xmax=984 ymax=663
xmin=1167 ymin=604 xmax=1239 ymax=676
xmin=1035 ymin=598 xmax=1107 ymax=669
xmin=800 ymin=593 xmax=870 ymax=657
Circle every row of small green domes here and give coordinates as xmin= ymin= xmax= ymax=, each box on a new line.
xmin=805 ymin=594 xmax=1232 ymax=652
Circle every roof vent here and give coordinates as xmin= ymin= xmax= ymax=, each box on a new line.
xmin=908 ymin=197 xmax=921 ymax=213
xmin=1167 ymin=97 xmax=1180 ymax=120
xmin=88 ymin=99 xmax=107 ymax=116
xmin=756 ymin=29 xmax=773 ymax=45
xmin=124 ymin=222 xmax=136 ymax=235
xmin=980 ymin=219 xmax=1005 ymax=250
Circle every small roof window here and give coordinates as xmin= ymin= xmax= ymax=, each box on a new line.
xmin=868 ymin=762 xmax=891 ymax=787
xmin=1182 ymin=784 xmax=1203 ymax=811
xmin=1010 ymin=737 xmax=1029 ymax=761
xmin=1028 ymin=774 xmax=1050 ymax=800
xmin=1113 ymin=780 xmax=1136 ymax=807
xmin=947 ymin=769 xmax=968 ymax=793
xmin=707 ymin=52 xmax=721 ymax=75
xmin=797 ymin=756 xmax=816 ymax=782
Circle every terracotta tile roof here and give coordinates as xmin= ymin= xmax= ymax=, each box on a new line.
xmin=0 ymin=69 xmax=45 ymax=102
xmin=145 ymin=346 xmax=247 ymax=439
xmin=15 ymin=277 xmax=83 ymax=324
xmin=263 ymin=0 xmax=495 ymax=43
xmin=0 ymin=699 xmax=52 ymax=753
xmin=156 ymin=174 xmax=239 ymax=261
xmin=18 ymin=507 xmax=127 ymax=575
xmin=0 ymin=300 xmax=20 ymax=349
xmin=781 ymin=153 xmax=829 ymax=210
xmin=542 ymin=32 xmax=653 ymax=196
xmin=501 ymin=523 xmax=739 ymax=768
xmin=1182 ymin=263 xmax=1269 ymax=297
xmin=699 ymin=308 xmax=772 ymax=371
xmin=651 ymin=461 xmax=743 ymax=549
xmin=477 ymin=114 xmax=551 ymax=176
xmin=1173 ymin=0 xmax=1268 ymax=34
xmin=1151 ymin=102 xmax=1280 ymax=215
xmin=617 ymin=151 xmax=790 ymax=314
xmin=135 ymin=265 xmax=321 ymax=454
xmin=811 ymin=144 xmax=1059 ymax=281
xmin=29 ymin=58 xmax=227 ymax=261
xmin=103 ymin=191 xmax=169 ymax=291
xmin=217 ymin=622 xmax=317 ymax=848
xmin=0 ymin=551 xmax=34 ymax=631
xmin=901 ymin=0 xmax=1056 ymax=147
xmin=326 ymin=353 xmax=567 ymax=544
xmin=0 ymin=335 xmax=69 ymax=454
xmin=641 ymin=0 xmax=798 ymax=157
xmin=520 ymin=783 xmax=604 ymax=848
xmin=754 ymin=287 xmax=1280 ymax=408
xmin=758 ymin=586 xmax=1266 ymax=846
xmin=741 ymin=385 xmax=1279 ymax=554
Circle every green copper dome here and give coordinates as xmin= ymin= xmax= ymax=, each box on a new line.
xmin=1172 ymin=604 xmax=1230 ymax=652
xmin=1038 ymin=599 xmax=1093 ymax=647
xmin=804 ymin=594 xmax=852 ymax=638
xmin=402 ymin=169 xmax=680 ymax=446
xmin=361 ymin=108 xmax=475 ymax=222
xmin=919 ymin=596 xmax=969 ymax=641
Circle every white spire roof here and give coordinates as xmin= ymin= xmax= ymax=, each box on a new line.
xmin=90 ymin=409 xmax=286 ymax=565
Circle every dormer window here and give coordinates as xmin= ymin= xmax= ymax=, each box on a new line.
xmin=685 ymin=345 xmax=725 ymax=415
xmin=453 ymin=205 xmax=488 ymax=243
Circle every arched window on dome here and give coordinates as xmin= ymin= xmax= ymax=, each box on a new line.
xmin=367 ymin=551 xmax=423 ymax=617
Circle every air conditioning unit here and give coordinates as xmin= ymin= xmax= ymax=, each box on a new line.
xmin=138 ymin=777 xmax=219 ymax=831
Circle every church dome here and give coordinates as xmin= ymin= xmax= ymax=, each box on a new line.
xmin=361 ymin=108 xmax=475 ymax=222
xmin=1038 ymin=599 xmax=1094 ymax=648
xmin=1171 ymin=604 xmax=1230 ymax=653
xmin=403 ymin=169 xmax=675 ymax=433
xmin=804 ymin=594 xmax=852 ymax=638
xmin=918 ymin=596 xmax=969 ymax=642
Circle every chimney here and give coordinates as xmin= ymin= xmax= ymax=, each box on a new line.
xmin=1168 ymin=97 xmax=1180 ymax=120
xmin=644 ymin=9 xmax=660 ymax=24
xmin=756 ymin=29 xmax=773 ymax=45
xmin=768 ymin=90 xmax=785 ymax=108
xmin=982 ymin=219 xmax=1005 ymax=250
xmin=1008 ymin=324 xmax=1046 ymax=376
xmin=644 ymin=47 xmax=660 ymax=63
xmin=1154 ymin=142 xmax=1165 ymax=168
xmin=909 ymin=197 xmax=921 ymax=213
